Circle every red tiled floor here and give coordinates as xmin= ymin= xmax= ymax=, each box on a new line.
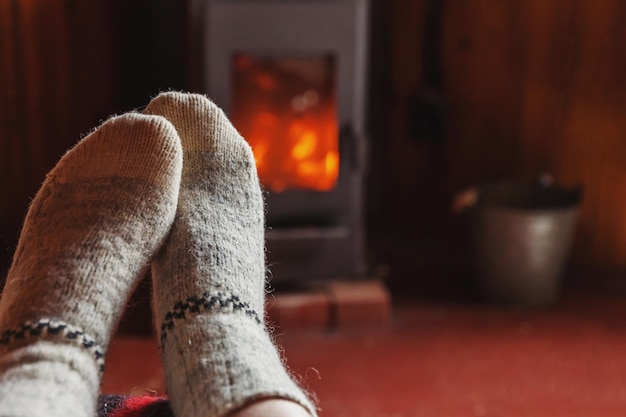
xmin=103 ymin=288 xmax=626 ymax=417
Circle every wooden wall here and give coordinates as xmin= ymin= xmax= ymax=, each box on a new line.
xmin=0 ymin=0 xmax=116 ymax=275
xmin=0 ymin=1 xmax=187 ymax=277
xmin=384 ymin=0 xmax=626 ymax=271
xmin=3 ymin=0 xmax=626 ymax=283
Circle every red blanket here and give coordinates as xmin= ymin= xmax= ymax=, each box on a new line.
xmin=98 ymin=395 xmax=174 ymax=417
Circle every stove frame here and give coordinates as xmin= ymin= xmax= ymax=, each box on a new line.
xmin=203 ymin=0 xmax=370 ymax=282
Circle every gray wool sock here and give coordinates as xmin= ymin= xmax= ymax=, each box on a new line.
xmin=0 ymin=114 xmax=183 ymax=417
xmin=145 ymin=92 xmax=317 ymax=417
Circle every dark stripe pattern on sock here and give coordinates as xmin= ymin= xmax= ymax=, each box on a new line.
xmin=0 ymin=318 xmax=106 ymax=373
xmin=160 ymin=292 xmax=262 ymax=346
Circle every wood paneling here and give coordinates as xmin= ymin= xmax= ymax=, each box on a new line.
xmin=379 ymin=0 xmax=452 ymax=233
xmin=0 ymin=0 xmax=186 ymax=277
xmin=0 ymin=0 xmax=115 ymax=274
xmin=4 ymin=0 xmax=626 ymax=277
xmin=385 ymin=0 xmax=626 ymax=270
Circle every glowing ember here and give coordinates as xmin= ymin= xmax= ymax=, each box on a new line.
xmin=231 ymin=55 xmax=338 ymax=193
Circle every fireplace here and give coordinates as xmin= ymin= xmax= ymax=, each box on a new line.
xmin=202 ymin=0 xmax=370 ymax=282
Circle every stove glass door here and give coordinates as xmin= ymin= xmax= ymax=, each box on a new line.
xmin=231 ymin=54 xmax=338 ymax=193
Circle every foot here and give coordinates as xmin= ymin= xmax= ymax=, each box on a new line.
xmin=145 ymin=92 xmax=317 ymax=417
xmin=0 ymin=113 xmax=182 ymax=417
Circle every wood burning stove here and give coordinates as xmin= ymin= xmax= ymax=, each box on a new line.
xmin=202 ymin=0 xmax=370 ymax=282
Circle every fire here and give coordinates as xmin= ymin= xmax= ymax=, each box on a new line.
xmin=231 ymin=55 xmax=339 ymax=193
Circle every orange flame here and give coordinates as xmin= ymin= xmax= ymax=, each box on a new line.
xmin=231 ymin=55 xmax=338 ymax=193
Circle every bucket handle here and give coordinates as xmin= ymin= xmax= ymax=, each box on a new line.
xmin=451 ymin=173 xmax=560 ymax=214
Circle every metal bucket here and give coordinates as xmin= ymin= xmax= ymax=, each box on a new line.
xmin=470 ymin=181 xmax=582 ymax=307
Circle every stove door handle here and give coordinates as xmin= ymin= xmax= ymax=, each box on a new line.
xmin=339 ymin=123 xmax=367 ymax=172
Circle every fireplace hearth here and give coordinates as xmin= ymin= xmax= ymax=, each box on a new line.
xmin=201 ymin=0 xmax=370 ymax=283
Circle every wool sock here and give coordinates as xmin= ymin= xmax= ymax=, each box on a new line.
xmin=145 ymin=92 xmax=317 ymax=417
xmin=0 ymin=113 xmax=183 ymax=417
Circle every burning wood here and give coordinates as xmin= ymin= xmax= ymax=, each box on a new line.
xmin=232 ymin=55 xmax=338 ymax=193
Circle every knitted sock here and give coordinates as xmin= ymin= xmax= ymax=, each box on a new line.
xmin=144 ymin=92 xmax=317 ymax=417
xmin=0 ymin=114 xmax=183 ymax=417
